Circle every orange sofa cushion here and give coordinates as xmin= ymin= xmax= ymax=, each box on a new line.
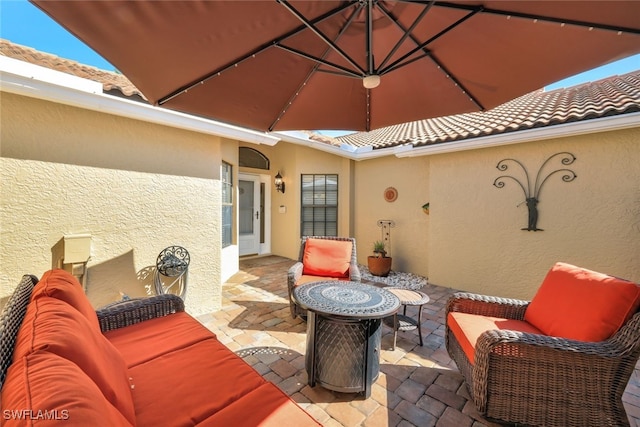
xmin=302 ymin=238 xmax=352 ymax=278
xmin=1 ymin=351 xmax=133 ymax=427
xmin=199 ymin=383 xmax=321 ymax=426
xmin=13 ymin=297 xmax=136 ymax=424
xmin=105 ymin=311 xmax=217 ymax=368
xmin=448 ymin=312 xmax=543 ymax=364
xmin=524 ymin=262 xmax=640 ymax=342
xmin=128 ymin=338 xmax=267 ymax=426
xmin=30 ymin=269 xmax=100 ymax=331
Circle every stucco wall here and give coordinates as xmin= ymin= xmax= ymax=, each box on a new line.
xmin=428 ymin=130 xmax=640 ymax=299
xmin=352 ymin=156 xmax=431 ymax=276
xmin=1 ymin=93 xmax=227 ymax=315
xmin=266 ymin=143 xmax=355 ymax=260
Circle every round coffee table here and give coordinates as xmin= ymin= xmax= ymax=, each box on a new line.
xmin=382 ymin=288 xmax=430 ymax=350
xmin=293 ymin=281 xmax=400 ymax=398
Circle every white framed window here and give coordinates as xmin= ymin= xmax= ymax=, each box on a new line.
xmin=301 ymin=174 xmax=338 ymax=237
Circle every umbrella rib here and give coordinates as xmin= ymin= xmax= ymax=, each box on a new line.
xmin=378 ymin=7 xmax=481 ymax=75
xmin=274 ymin=44 xmax=362 ymax=78
xmin=278 ymin=0 xmax=366 ymax=75
xmin=379 ymin=4 xmax=484 ymax=111
xmin=268 ymin=3 xmax=365 ymax=131
xmin=158 ymin=1 xmax=354 ymax=106
xmin=366 ymin=0 xmax=374 ymax=74
xmin=377 ymin=1 xmax=434 ymax=71
xmin=433 ymin=1 xmax=640 ymax=35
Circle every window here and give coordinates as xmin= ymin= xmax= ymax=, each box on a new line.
xmin=239 ymin=147 xmax=270 ymax=170
xmin=301 ymin=174 xmax=338 ymax=237
xmin=221 ymin=162 xmax=233 ymax=247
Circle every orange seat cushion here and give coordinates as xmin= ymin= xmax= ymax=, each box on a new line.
xmin=104 ymin=311 xmax=216 ymax=367
xmin=128 ymin=338 xmax=267 ymax=426
xmin=31 ymin=269 xmax=100 ymax=331
xmin=12 ymin=297 xmax=136 ymax=425
xmin=295 ymin=275 xmax=351 ymax=286
xmin=1 ymin=351 xmax=133 ymax=427
xmin=447 ymin=312 xmax=544 ymax=364
xmin=302 ymin=238 xmax=352 ymax=278
xmin=524 ymin=262 xmax=640 ymax=342
xmin=199 ymin=383 xmax=321 ymax=426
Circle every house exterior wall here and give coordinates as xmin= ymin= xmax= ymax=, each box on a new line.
xmin=264 ymin=142 xmax=355 ymax=260
xmin=427 ymin=129 xmax=640 ymax=299
xmin=0 ymin=92 xmax=229 ymax=315
xmin=352 ymin=128 xmax=640 ymax=299
xmin=352 ymin=156 xmax=431 ymax=276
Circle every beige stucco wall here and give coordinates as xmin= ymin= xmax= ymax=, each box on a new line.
xmin=352 ymin=156 xmax=431 ymax=276
xmin=351 ymin=128 xmax=640 ymax=300
xmin=0 ymin=92 xmax=230 ymax=315
xmin=3 ymin=89 xmax=637 ymax=312
xmin=427 ymin=129 xmax=640 ymax=299
xmin=260 ymin=142 xmax=356 ymax=260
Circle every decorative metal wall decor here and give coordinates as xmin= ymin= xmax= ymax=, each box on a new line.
xmin=377 ymin=220 xmax=396 ymax=254
xmin=493 ymin=152 xmax=577 ymax=231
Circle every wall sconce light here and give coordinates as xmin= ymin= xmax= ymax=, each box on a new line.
xmin=275 ymin=171 xmax=285 ymax=193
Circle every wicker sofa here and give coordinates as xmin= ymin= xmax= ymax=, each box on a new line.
xmin=446 ymin=262 xmax=640 ymax=427
xmin=0 ymin=269 xmax=320 ymax=426
xmin=287 ymin=236 xmax=360 ymax=319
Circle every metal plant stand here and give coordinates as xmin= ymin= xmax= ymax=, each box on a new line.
xmin=293 ymin=281 xmax=400 ymax=398
xmin=154 ymin=246 xmax=190 ymax=300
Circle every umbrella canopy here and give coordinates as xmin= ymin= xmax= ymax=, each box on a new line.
xmin=33 ymin=1 xmax=640 ymax=132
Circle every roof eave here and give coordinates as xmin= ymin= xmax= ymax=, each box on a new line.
xmin=0 ymin=56 xmax=280 ymax=146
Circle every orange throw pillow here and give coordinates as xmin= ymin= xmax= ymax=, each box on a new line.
xmin=302 ymin=238 xmax=352 ymax=278
xmin=524 ymin=262 xmax=640 ymax=342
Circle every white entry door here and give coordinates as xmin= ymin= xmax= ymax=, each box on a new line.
xmin=238 ymin=176 xmax=261 ymax=256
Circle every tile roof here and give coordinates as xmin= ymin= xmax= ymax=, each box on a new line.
xmin=0 ymin=39 xmax=145 ymax=101
xmin=328 ymin=70 xmax=640 ymax=149
xmin=1 ymin=39 xmax=638 ymax=149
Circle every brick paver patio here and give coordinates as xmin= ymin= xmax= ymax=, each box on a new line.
xmin=196 ymin=256 xmax=640 ymax=427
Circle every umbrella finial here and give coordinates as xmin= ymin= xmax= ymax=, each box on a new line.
xmin=363 ymin=74 xmax=381 ymax=89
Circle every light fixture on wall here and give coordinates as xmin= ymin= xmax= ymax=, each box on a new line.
xmin=275 ymin=171 xmax=285 ymax=193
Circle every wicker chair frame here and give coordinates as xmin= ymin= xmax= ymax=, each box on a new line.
xmin=445 ymin=291 xmax=640 ymax=427
xmin=287 ymin=236 xmax=360 ymax=319
xmin=0 ymin=275 xmax=38 ymax=390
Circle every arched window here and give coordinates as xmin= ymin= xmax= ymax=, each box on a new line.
xmin=239 ymin=147 xmax=270 ymax=170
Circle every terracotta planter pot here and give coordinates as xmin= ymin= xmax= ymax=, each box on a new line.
xmin=367 ymin=256 xmax=392 ymax=277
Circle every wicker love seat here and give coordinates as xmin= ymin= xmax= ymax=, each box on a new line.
xmin=0 ymin=269 xmax=320 ymax=426
xmin=446 ymin=262 xmax=640 ymax=427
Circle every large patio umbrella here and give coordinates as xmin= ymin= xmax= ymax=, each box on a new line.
xmin=33 ymin=1 xmax=640 ymax=132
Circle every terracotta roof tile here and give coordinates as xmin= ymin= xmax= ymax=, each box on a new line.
xmin=0 ymin=39 xmax=145 ymax=100
xmin=330 ymin=72 xmax=640 ymax=149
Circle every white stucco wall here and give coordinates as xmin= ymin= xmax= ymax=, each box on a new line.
xmin=1 ymin=92 xmax=227 ymax=315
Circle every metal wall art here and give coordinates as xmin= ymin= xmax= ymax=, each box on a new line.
xmin=377 ymin=219 xmax=396 ymax=253
xmin=493 ymin=152 xmax=577 ymax=231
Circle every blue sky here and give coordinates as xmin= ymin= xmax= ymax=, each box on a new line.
xmin=2 ymin=0 xmax=639 ymax=137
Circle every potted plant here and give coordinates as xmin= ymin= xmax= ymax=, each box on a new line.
xmin=367 ymin=241 xmax=392 ymax=277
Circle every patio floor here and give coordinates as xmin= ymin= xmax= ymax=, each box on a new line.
xmin=196 ymin=255 xmax=640 ymax=427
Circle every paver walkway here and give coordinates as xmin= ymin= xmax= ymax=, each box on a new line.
xmin=196 ymin=256 xmax=640 ymax=427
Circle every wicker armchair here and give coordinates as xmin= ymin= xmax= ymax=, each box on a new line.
xmin=446 ymin=291 xmax=640 ymax=427
xmin=287 ymin=236 xmax=360 ymax=319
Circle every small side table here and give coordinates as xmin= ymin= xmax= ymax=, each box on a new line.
xmin=383 ymin=288 xmax=430 ymax=350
